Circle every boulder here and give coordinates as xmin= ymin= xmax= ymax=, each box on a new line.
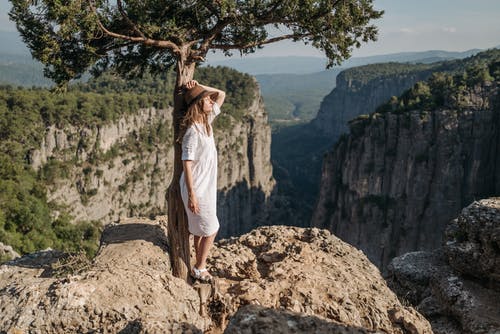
xmin=387 ymin=198 xmax=500 ymax=334
xmin=210 ymin=226 xmax=432 ymax=333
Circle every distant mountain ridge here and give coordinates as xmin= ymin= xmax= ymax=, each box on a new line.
xmin=0 ymin=29 xmax=496 ymax=76
xmin=207 ymin=48 xmax=491 ymax=75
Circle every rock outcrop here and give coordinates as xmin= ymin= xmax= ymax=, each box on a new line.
xmin=32 ymin=107 xmax=174 ymax=225
xmin=310 ymin=63 xmax=438 ymax=139
xmin=0 ymin=242 xmax=20 ymax=262
xmin=0 ymin=220 xmax=432 ymax=333
xmin=387 ymin=198 xmax=500 ymax=334
xmin=28 ymin=82 xmax=275 ymax=239
xmin=312 ymin=80 xmax=500 ymax=269
xmin=0 ymin=218 xmax=207 ymax=333
xmin=224 ymin=305 xmax=375 ymax=334
xmin=209 ymin=226 xmax=432 ymax=333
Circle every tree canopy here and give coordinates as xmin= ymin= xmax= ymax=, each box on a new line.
xmin=10 ymin=0 xmax=383 ymax=86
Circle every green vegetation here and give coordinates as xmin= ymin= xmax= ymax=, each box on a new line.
xmin=0 ymin=66 xmax=255 ymax=262
xmin=341 ymin=62 xmax=438 ymax=87
xmin=344 ymin=50 xmax=500 ymax=138
xmin=0 ymin=62 xmax=53 ymax=87
xmin=196 ymin=66 xmax=256 ymax=125
xmin=256 ymin=70 xmax=340 ymax=129
xmin=378 ymin=68 xmax=497 ymax=114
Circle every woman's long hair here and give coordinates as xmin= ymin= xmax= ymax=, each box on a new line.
xmin=176 ymin=98 xmax=212 ymax=144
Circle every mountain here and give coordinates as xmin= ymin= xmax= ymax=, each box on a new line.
xmin=207 ymin=48 xmax=487 ymax=75
xmin=312 ymin=50 xmax=500 ymax=270
xmin=208 ymin=48 xmax=488 ymax=128
xmin=255 ymin=69 xmax=341 ymax=128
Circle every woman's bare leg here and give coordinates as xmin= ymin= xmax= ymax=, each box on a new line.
xmin=193 ymin=235 xmax=202 ymax=265
xmin=195 ymin=231 xmax=217 ymax=271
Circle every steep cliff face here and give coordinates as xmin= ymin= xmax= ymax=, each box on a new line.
xmin=312 ymin=81 xmax=500 ymax=269
xmin=28 ymin=84 xmax=275 ymax=238
xmin=30 ymin=107 xmax=174 ymax=224
xmin=311 ymin=63 xmax=438 ymax=139
xmin=216 ymin=91 xmax=276 ymax=237
xmin=271 ymin=63 xmax=441 ymax=227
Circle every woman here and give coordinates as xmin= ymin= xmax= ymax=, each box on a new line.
xmin=179 ymin=79 xmax=226 ymax=282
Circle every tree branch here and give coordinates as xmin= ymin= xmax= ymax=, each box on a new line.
xmin=209 ymin=32 xmax=314 ymax=51
xmin=198 ymin=18 xmax=229 ymax=54
xmin=206 ymin=1 xmax=341 ymax=53
xmin=88 ymin=0 xmax=180 ymax=54
xmin=116 ymin=0 xmax=145 ymax=38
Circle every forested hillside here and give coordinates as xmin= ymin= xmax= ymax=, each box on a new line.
xmin=0 ymin=66 xmax=255 ymax=261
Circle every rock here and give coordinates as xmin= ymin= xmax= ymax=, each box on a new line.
xmin=387 ymin=251 xmax=446 ymax=305
xmin=0 ymin=242 xmax=20 ymax=262
xmin=312 ymin=79 xmax=500 ymax=270
xmin=311 ymin=63 xmax=437 ymax=139
xmin=210 ymin=226 xmax=432 ymax=333
xmin=224 ymin=305 xmax=376 ymax=334
xmin=0 ymin=221 xmax=432 ymax=333
xmin=444 ymin=198 xmax=500 ymax=289
xmin=0 ymin=218 xmax=207 ymax=333
xmin=387 ymin=198 xmax=500 ymax=334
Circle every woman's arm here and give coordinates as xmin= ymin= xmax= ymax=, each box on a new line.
xmin=182 ymin=160 xmax=200 ymax=214
xmin=186 ymin=80 xmax=226 ymax=107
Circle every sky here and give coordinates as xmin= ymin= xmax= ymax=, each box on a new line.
xmin=1 ymin=0 xmax=499 ymax=61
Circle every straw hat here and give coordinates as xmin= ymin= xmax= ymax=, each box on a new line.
xmin=184 ymin=85 xmax=219 ymax=107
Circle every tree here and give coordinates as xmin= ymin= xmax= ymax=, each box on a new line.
xmin=9 ymin=0 xmax=383 ymax=281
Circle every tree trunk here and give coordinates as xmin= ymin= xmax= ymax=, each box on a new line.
xmin=167 ymin=57 xmax=196 ymax=280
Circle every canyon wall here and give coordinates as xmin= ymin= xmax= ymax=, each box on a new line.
xmin=312 ymin=81 xmax=500 ymax=269
xmin=28 ymin=83 xmax=275 ymax=238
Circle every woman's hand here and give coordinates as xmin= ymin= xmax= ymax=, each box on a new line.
xmin=188 ymin=193 xmax=200 ymax=214
xmin=185 ymin=80 xmax=199 ymax=90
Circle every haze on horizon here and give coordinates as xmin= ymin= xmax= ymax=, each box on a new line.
xmin=0 ymin=0 xmax=499 ymax=61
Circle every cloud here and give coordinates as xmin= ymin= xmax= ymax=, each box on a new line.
xmin=443 ymin=27 xmax=457 ymax=33
xmin=399 ymin=28 xmax=415 ymax=33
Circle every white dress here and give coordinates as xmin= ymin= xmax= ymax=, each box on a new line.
xmin=179 ymin=103 xmax=221 ymax=236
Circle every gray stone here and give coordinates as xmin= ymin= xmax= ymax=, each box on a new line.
xmin=312 ymin=82 xmax=500 ymax=270
xmin=444 ymin=198 xmax=500 ymax=289
xmin=0 ymin=241 xmax=21 ymax=262
xmin=387 ymin=199 xmax=500 ymax=334
xmin=224 ymin=305 xmax=378 ymax=334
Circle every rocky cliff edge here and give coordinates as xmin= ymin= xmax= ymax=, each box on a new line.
xmin=1 ymin=222 xmax=432 ymax=333
xmin=387 ymin=198 xmax=500 ymax=334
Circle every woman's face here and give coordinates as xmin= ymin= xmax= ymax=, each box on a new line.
xmin=201 ymin=95 xmax=215 ymax=113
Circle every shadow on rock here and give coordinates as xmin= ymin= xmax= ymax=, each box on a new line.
xmin=2 ymin=249 xmax=65 ymax=273
xmin=224 ymin=304 xmax=376 ymax=334
xmin=100 ymin=222 xmax=169 ymax=253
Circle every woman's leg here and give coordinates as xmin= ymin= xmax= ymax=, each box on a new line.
xmin=195 ymin=231 xmax=217 ymax=270
xmin=193 ymin=235 xmax=202 ymax=265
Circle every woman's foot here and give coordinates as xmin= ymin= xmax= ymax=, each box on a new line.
xmin=191 ymin=266 xmax=213 ymax=282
